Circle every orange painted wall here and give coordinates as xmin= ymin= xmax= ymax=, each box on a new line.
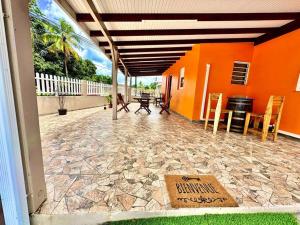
xmin=163 ymin=43 xmax=254 ymax=121
xmin=193 ymin=43 xmax=254 ymax=120
xmin=162 ymin=30 xmax=300 ymax=135
xmin=162 ymin=44 xmax=201 ymax=119
xmin=247 ymin=29 xmax=300 ymax=135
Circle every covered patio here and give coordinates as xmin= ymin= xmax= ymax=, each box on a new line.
xmin=1 ymin=0 xmax=300 ymax=224
xmin=38 ymin=105 xmax=300 ymax=214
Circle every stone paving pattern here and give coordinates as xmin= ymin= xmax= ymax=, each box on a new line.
xmin=38 ymin=104 xmax=300 ymax=214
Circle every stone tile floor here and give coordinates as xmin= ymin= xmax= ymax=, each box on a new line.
xmin=38 ymin=104 xmax=300 ymax=214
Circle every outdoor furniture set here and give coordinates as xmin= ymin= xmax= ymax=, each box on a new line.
xmin=204 ymin=93 xmax=285 ymax=141
xmin=117 ymin=92 xmax=171 ymax=115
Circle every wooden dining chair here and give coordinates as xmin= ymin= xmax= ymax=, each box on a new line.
xmin=117 ymin=93 xmax=130 ymax=112
xmin=243 ymin=96 xmax=285 ymax=141
xmin=160 ymin=96 xmax=172 ymax=114
xmin=204 ymin=93 xmax=233 ymax=135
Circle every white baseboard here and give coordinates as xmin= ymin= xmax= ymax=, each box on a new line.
xmin=278 ymin=130 xmax=300 ymax=139
xmin=198 ymin=122 xmax=300 ymax=139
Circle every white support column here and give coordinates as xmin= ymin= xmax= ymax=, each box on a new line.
xmin=2 ymin=0 xmax=46 ymax=214
xmin=129 ymin=75 xmax=132 ymax=103
xmin=135 ymin=76 xmax=137 ymax=96
xmin=0 ymin=1 xmax=29 ymax=224
xmin=111 ymin=47 xmax=119 ymax=120
xmin=124 ymin=67 xmax=128 ymax=103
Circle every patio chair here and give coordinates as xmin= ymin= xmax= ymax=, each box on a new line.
xmin=243 ymin=96 xmax=285 ymax=141
xmin=159 ymin=96 xmax=172 ymax=114
xmin=141 ymin=92 xmax=150 ymax=98
xmin=117 ymin=93 xmax=130 ymax=112
xmin=154 ymin=94 xmax=165 ymax=107
xmin=204 ymin=93 xmax=233 ymax=135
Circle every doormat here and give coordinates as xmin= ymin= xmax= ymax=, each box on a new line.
xmin=165 ymin=175 xmax=238 ymax=208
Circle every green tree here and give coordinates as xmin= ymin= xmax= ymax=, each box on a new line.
xmin=29 ymin=0 xmax=101 ymax=80
xmin=33 ymin=53 xmax=64 ymax=76
xmin=82 ymin=74 xmax=112 ymax=84
xmin=68 ymin=58 xmax=97 ymax=79
xmin=149 ymin=82 xmax=158 ymax=90
xmin=42 ymin=18 xmax=80 ymax=76
xmin=138 ymin=81 xmax=144 ymax=88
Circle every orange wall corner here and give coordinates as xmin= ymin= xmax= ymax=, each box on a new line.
xmin=162 ymin=44 xmax=201 ymax=120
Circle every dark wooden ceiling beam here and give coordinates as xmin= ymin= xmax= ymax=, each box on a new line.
xmin=91 ymin=28 xmax=275 ymax=36
xmin=106 ymin=46 xmax=192 ymax=53
xmin=119 ymin=60 xmax=175 ymax=65
xmin=123 ymin=57 xmax=180 ymax=62
xmin=254 ymin=19 xmax=300 ymax=45
xmin=120 ymin=69 xmax=166 ymax=73
xmin=121 ymin=52 xmax=185 ymax=58
xmin=100 ymin=38 xmax=255 ymax=46
xmin=130 ymin=73 xmax=164 ymax=77
xmin=123 ymin=63 xmax=171 ymax=67
xmin=77 ymin=12 xmax=300 ymax=22
xmin=127 ymin=66 xmax=169 ymax=70
xmin=120 ymin=64 xmax=174 ymax=68
xmin=126 ymin=65 xmax=172 ymax=69
xmin=128 ymin=70 xmax=167 ymax=73
xmin=120 ymin=63 xmax=175 ymax=68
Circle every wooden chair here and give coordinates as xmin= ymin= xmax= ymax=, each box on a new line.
xmin=243 ymin=96 xmax=285 ymax=141
xmin=204 ymin=93 xmax=233 ymax=135
xmin=117 ymin=93 xmax=130 ymax=112
xmin=159 ymin=96 xmax=172 ymax=114
xmin=141 ymin=92 xmax=150 ymax=98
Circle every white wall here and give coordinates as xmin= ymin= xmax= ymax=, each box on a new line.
xmin=37 ymin=96 xmax=107 ymax=115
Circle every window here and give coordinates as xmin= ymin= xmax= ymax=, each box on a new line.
xmin=296 ymin=74 xmax=300 ymax=91
xmin=179 ymin=67 xmax=185 ymax=89
xmin=231 ymin=61 xmax=250 ymax=85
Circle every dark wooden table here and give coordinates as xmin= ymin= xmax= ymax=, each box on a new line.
xmin=226 ymin=96 xmax=254 ymax=133
xmin=134 ymin=97 xmax=151 ymax=114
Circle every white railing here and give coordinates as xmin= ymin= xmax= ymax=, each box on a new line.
xmin=35 ymin=72 xmax=113 ymax=96
xmin=35 ymin=73 xmax=161 ymax=97
xmin=35 ymin=73 xmax=81 ymax=96
xmin=131 ymin=88 xmax=160 ymax=97
xmin=87 ymin=81 xmax=112 ymax=96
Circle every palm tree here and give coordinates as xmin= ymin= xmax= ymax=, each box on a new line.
xmin=43 ymin=19 xmax=80 ymax=76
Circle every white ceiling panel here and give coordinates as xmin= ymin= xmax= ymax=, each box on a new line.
xmin=110 ymin=44 xmax=194 ymax=49
xmin=67 ymin=0 xmax=90 ymax=13
xmin=112 ymin=33 xmax=263 ymax=41
xmin=92 ymin=0 xmax=300 ymax=13
xmin=105 ymin=20 xmax=292 ymax=30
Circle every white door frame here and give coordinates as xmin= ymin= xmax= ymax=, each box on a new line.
xmin=200 ymin=64 xmax=211 ymax=120
xmin=0 ymin=2 xmax=30 ymax=224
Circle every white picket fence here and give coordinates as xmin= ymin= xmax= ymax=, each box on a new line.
xmin=35 ymin=73 xmax=160 ymax=97
xmin=35 ymin=73 xmax=112 ymax=96
xmin=35 ymin=73 xmax=82 ymax=95
xmin=87 ymin=81 xmax=112 ymax=96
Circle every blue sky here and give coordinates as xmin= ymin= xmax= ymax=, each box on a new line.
xmin=36 ymin=0 xmax=162 ymax=85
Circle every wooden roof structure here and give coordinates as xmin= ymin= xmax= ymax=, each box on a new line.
xmin=55 ymin=0 xmax=300 ymax=76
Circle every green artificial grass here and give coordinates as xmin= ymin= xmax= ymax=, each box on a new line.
xmin=105 ymin=213 xmax=299 ymax=225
